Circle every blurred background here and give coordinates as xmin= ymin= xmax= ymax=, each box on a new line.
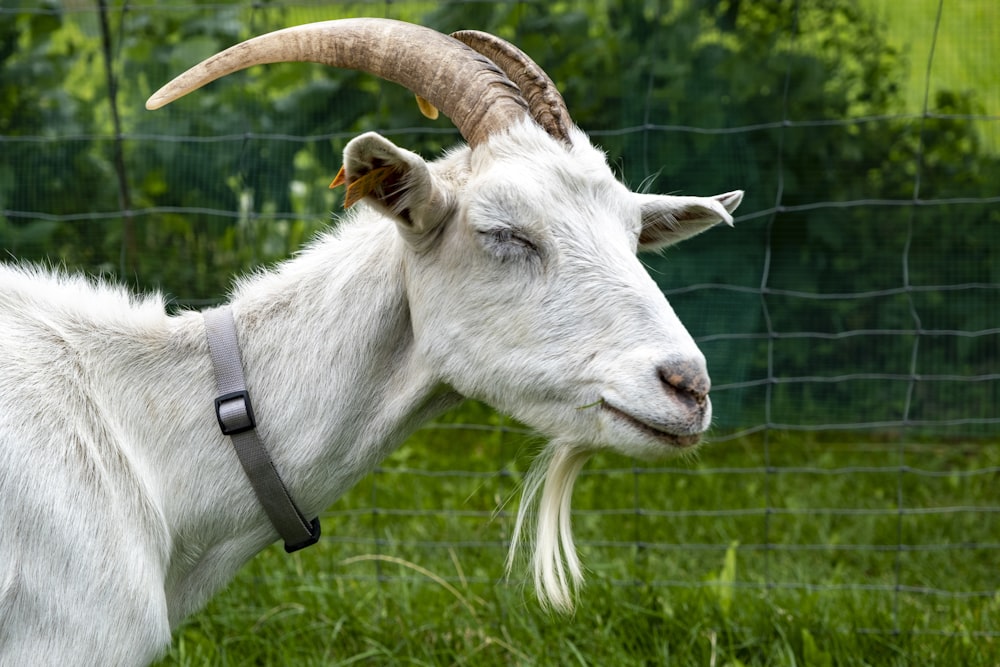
xmin=2 ymin=1 xmax=997 ymax=664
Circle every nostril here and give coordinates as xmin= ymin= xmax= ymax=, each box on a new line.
xmin=658 ymin=365 xmax=710 ymax=407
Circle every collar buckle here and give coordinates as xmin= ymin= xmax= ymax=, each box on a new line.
xmin=214 ymin=390 xmax=257 ymax=436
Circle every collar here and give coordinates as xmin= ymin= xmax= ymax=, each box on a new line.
xmin=202 ymin=305 xmax=320 ymax=553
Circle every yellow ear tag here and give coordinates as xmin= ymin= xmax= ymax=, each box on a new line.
xmin=415 ymin=95 xmax=439 ymax=120
xmin=329 ymin=165 xmax=346 ymax=190
xmin=342 ymin=165 xmax=395 ymax=209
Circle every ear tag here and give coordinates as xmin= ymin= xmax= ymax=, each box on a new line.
xmin=415 ymin=95 xmax=439 ymax=120
xmin=338 ymin=165 xmax=395 ymax=209
xmin=329 ymin=165 xmax=346 ymax=190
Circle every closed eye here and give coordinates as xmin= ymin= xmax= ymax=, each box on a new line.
xmin=477 ymin=226 xmax=541 ymax=261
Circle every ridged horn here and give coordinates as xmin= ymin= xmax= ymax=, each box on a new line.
xmin=145 ymin=18 xmax=530 ymax=147
xmin=450 ymin=30 xmax=574 ymax=144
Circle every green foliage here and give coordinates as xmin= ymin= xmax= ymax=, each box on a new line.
xmin=0 ymin=5 xmax=118 ymax=267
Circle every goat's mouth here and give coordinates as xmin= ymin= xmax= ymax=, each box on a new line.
xmin=601 ymin=402 xmax=702 ymax=449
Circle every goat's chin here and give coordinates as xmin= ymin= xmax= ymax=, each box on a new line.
xmin=609 ymin=433 xmax=705 ymax=464
xmin=506 ymin=441 xmax=592 ymax=614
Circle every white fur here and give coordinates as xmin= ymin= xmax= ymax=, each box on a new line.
xmin=0 ymin=120 xmax=741 ymax=663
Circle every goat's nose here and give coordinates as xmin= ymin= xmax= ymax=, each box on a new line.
xmin=658 ymin=361 xmax=710 ymax=409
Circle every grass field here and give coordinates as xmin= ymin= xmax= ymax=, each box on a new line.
xmin=860 ymin=0 xmax=999 ymax=152
xmin=154 ymin=402 xmax=999 ymax=666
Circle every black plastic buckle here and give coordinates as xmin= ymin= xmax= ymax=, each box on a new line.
xmin=284 ymin=516 xmax=322 ymax=553
xmin=214 ymin=390 xmax=257 ymax=436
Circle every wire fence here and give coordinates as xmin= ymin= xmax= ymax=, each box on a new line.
xmin=2 ymin=0 xmax=998 ymax=642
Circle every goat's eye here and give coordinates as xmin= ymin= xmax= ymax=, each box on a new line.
xmin=477 ymin=226 xmax=539 ymax=261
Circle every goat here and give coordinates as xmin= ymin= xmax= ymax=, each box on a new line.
xmin=0 ymin=18 xmax=743 ymax=664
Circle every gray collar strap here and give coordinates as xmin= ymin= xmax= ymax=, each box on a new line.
xmin=202 ymin=305 xmax=321 ymax=553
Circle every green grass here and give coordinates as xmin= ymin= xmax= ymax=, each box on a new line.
xmin=860 ymin=0 xmax=999 ymax=152
xmin=155 ymin=403 xmax=999 ymax=666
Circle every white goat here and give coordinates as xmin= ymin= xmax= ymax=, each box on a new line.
xmin=0 ymin=19 xmax=742 ymax=665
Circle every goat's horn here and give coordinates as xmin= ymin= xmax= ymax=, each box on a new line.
xmin=450 ymin=30 xmax=574 ymax=144
xmin=145 ymin=18 xmax=530 ymax=147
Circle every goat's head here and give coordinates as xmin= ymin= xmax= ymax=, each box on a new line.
xmin=147 ymin=18 xmax=743 ymax=612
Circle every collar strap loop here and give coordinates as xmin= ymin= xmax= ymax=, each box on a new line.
xmin=203 ymin=306 xmax=321 ymax=553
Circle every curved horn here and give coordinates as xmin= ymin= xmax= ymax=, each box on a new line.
xmin=145 ymin=18 xmax=530 ymax=147
xmin=450 ymin=30 xmax=574 ymax=144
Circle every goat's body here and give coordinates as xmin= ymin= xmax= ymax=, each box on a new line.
xmin=1 ymin=268 xmax=182 ymax=662
xmin=2 ymin=59 xmax=743 ymax=657
xmin=0 ymin=206 xmax=459 ymax=663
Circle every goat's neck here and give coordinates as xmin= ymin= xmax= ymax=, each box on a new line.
xmin=232 ymin=218 xmax=458 ymax=511
xmin=163 ymin=216 xmax=458 ymax=622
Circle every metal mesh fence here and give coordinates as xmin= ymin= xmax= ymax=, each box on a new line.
xmin=1 ymin=0 xmax=997 ymax=641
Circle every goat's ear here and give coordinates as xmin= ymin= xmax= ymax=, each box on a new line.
xmin=636 ymin=190 xmax=743 ymax=251
xmin=334 ymin=132 xmax=451 ymax=239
